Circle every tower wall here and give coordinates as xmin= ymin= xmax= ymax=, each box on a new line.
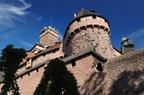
xmin=63 ymin=16 xmax=115 ymax=59
xmin=39 ymin=27 xmax=59 ymax=46
xmin=66 ymin=55 xmax=95 ymax=87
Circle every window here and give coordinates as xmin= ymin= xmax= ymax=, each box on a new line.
xmin=96 ymin=63 xmax=103 ymax=72
xmin=76 ymin=18 xmax=81 ymax=22
xmin=53 ymin=50 xmax=56 ymax=53
xmin=71 ymin=60 xmax=76 ymax=67
xmin=92 ymin=15 xmax=96 ymax=19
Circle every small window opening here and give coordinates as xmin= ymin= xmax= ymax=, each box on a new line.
xmin=53 ymin=50 xmax=56 ymax=53
xmin=36 ymin=69 xmax=39 ymax=72
xmin=28 ymin=73 xmax=30 ymax=76
xmin=76 ymin=18 xmax=81 ymax=22
xmin=96 ymin=63 xmax=103 ymax=71
xmin=92 ymin=15 xmax=96 ymax=19
xmin=71 ymin=60 xmax=76 ymax=67
xmin=43 ymin=53 xmax=46 ymax=56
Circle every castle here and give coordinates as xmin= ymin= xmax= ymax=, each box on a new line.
xmin=2 ymin=8 xmax=144 ymax=95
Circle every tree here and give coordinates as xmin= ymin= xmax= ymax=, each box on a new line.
xmin=0 ymin=45 xmax=27 ymax=95
xmin=34 ymin=58 xmax=80 ymax=95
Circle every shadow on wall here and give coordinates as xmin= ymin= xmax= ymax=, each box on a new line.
xmin=34 ymin=58 xmax=80 ymax=95
xmin=80 ymin=71 xmax=106 ymax=95
xmin=109 ymin=70 xmax=144 ymax=95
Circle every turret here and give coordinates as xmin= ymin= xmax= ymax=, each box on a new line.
xmin=39 ymin=26 xmax=60 ymax=47
xmin=121 ymin=37 xmax=134 ymax=54
xmin=63 ymin=8 xmax=115 ymax=59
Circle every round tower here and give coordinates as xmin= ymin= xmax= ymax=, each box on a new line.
xmin=63 ymin=8 xmax=115 ymax=59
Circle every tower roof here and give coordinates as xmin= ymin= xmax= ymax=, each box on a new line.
xmin=74 ymin=8 xmax=96 ymax=19
xmin=40 ymin=26 xmax=59 ymax=35
xmin=121 ymin=37 xmax=134 ymax=47
xmin=121 ymin=37 xmax=128 ymax=42
xmin=63 ymin=8 xmax=109 ymax=40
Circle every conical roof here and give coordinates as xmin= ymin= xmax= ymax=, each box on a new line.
xmin=74 ymin=8 xmax=96 ymax=19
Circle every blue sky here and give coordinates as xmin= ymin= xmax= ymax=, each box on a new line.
xmin=0 ymin=0 xmax=144 ymax=51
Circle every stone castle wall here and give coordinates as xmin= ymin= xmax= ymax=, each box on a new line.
xmin=17 ymin=66 xmax=45 ymax=95
xmin=6 ymin=49 xmax=143 ymax=95
xmin=80 ymin=49 xmax=144 ymax=95
xmin=105 ymin=49 xmax=144 ymax=94
xmin=17 ymin=48 xmax=64 ymax=75
xmin=66 ymin=55 xmax=95 ymax=87
xmin=14 ymin=49 xmax=64 ymax=95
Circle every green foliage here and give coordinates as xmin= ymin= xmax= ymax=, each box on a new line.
xmin=34 ymin=58 xmax=80 ymax=95
xmin=0 ymin=45 xmax=27 ymax=95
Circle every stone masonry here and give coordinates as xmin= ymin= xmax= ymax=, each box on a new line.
xmin=63 ymin=9 xmax=116 ymax=59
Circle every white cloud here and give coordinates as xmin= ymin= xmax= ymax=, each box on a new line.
xmin=0 ymin=0 xmax=31 ymax=31
xmin=0 ymin=0 xmax=42 ymax=49
xmin=18 ymin=0 xmax=31 ymax=9
xmin=128 ymin=28 xmax=144 ymax=40
xmin=0 ymin=28 xmax=33 ymax=48
xmin=128 ymin=28 xmax=144 ymax=48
